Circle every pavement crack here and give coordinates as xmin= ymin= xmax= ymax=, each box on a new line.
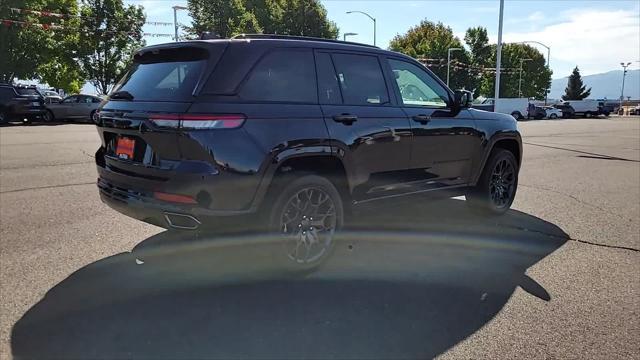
xmin=519 ymin=183 xmax=610 ymax=213
xmin=567 ymin=237 xmax=640 ymax=252
xmin=523 ymin=142 xmax=640 ymax=162
xmin=0 ymin=181 xmax=95 ymax=194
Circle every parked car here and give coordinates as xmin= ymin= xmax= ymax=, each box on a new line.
xmin=95 ymin=35 xmax=522 ymax=266
xmin=597 ymin=101 xmax=614 ymax=116
xmin=527 ymin=103 xmax=546 ymax=120
xmin=544 ymin=106 xmax=563 ymax=119
xmin=630 ymin=105 xmax=640 ymax=115
xmin=0 ymin=83 xmax=46 ymax=124
xmin=45 ymin=94 xmax=104 ymax=122
xmin=475 ymin=97 xmax=529 ymax=120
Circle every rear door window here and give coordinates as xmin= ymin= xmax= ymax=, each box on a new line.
xmin=239 ymin=49 xmax=317 ymax=104
xmin=111 ymin=47 xmax=209 ymax=102
xmin=330 ymin=53 xmax=389 ymax=106
xmin=315 ymin=52 xmax=342 ymax=105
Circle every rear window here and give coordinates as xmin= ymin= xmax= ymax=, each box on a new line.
xmin=17 ymin=88 xmax=40 ymax=96
xmin=111 ymin=47 xmax=209 ymax=102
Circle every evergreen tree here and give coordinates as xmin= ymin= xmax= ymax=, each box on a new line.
xmin=562 ymin=66 xmax=591 ymax=100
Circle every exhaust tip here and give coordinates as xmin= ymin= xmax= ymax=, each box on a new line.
xmin=164 ymin=212 xmax=201 ymax=230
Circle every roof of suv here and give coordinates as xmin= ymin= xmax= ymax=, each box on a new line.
xmin=136 ymin=34 xmax=409 ymax=60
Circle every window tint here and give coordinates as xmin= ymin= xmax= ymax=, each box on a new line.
xmin=112 ymin=47 xmax=208 ymax=101
xmin=92 ymin=97 xmax=102 ymax=103
xmin=240 ymin=49 xmax=317 ymax=103
xmin=80 ymin=96 xmax=93 ymax=104
xmin=62 ymin=96 xmax=78 ymax=104
xmin=315 ymin=52 xmax=342 ymax=105
xmin=388 ymin=59 xmax=449 ymax=108
xmin=331 ymin=53 xmax=389 ymax=106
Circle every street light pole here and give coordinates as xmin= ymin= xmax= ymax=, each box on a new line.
xmin=172 ymin=5 xmax=187 ymax=42
xmin=518 ymin=40 xmax=551 ymax=104
xmin=620 ymin=62 xmax=632 ymax=112
xmin=518 ymin=58 xmax=532 ymax=98
xmin=494 ymin=0 xmax=505 ymax=105
xmin=447 ymin=47 xmax=462 ymax=87
xmin=346 ymin=11 xmax=376 ymax=46
xmin=343 ymin=32 xmax=358 ymax=41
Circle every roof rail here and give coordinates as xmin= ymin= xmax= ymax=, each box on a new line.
xmin=230 ymin=33 xmax=379 ymax=49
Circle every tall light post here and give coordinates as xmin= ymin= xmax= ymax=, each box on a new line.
xmin=346 ymin=10 xmax=376 ymax=46
xmin=518 ymin=40 xmax=551 ymax=104
xmin=494 ymin=0 xmax=505 ymax=105
xmin=172 ymin=5 xmax=187 ymax=42
xmin=447 ymin=47 xmax=463 ymax=87
xmin=620 ymin=62 xmax=632 ymax=111
xmin=343 ymin=32 xmax=358 ymax=41
xmin=518 ymin=58 xmax=532 ymax=98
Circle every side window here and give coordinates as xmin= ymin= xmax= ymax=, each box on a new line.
xmin=92 ymin=97 xmax=102 ymax=103
xmin=80 ymin=96 xmax=93 ymax=103
xmin=62 ymin=96 xmax=78 ymax=104
xmin=315 ymin=52 xmax=342 ymax=105
xmin=387 ymin=59 xmax=450 ymax=108
xmin=331 ymin=53 xmax=389 ymax=106
xmin=240 ymin=49 xmax=317 ymax=103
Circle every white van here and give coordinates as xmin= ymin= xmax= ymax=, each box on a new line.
xmin=557 ymin=100 xmax=599 ymax=117
xmin=481 ymin=98 xmax=530 ymax=120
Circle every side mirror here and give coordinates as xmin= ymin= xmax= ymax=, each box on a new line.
xmin=451 ymin=90 xmax=473 ymax=114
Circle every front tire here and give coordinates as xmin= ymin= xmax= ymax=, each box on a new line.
xmin=549 ymin=113 xmax=558 ymax=119
xmin=466 ymin=149 xmax=519 ymax=215
xmin=44 ymin=110 xmax=55 ymax=122
xmin=511 ymin=111 xmax=524 ymax=120
xmin=268 ymin=174 xmax=344 ymax=268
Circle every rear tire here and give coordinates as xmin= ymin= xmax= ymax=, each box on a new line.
xmin=268 ymin=174 xmax=344 ymax=269
xmin=466 ymin=149 xmax=519 ymax=215
xmin=90 ymin=110 xmax=98 ymax=124
xmin=549 ymin=113 xmax=558 ymax=119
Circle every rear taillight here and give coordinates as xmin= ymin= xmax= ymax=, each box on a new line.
xmin=149 ymin=114 xmax=245 ymax=130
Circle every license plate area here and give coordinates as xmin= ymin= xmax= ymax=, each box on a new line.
xmin=116 ymin=137 xmax=136 ymax=160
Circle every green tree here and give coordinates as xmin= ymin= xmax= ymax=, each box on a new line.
xmin=187 ymin=0 xmax=337 ymax=39
xmin=562 ymin=66 xmax=591 ymax=100
xmin=464 ymin=26 xmax=491 ymax=96
xmin=187 ymin=0 xmax=261 ymax=39
xmin=389 ymin=20 xmax=472 ymax=91
xmin=476 ymin=43 xmax=552 ymax=99
xmin=77 ymin=0 xmax=145 ymax=94
xmin=0 ymin=0 xmax=78 ymax=84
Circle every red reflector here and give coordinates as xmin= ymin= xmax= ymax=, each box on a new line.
xmin=149 ymin=114 xmax=245 ymax=129
xmin=153 ymin=191 xmax=197 ymax=204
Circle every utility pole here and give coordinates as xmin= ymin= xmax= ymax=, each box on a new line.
xmin=494 ymin=0 xmax=505 ymax=105
xmin=447 ymin=47 xmax=462 ymax=88
xmin=518 ymin=58 xmax=532 ymax=98
xmin=172 ymin=5 xmax=187 ymax=42
xmin=620 ymin=62 xmax=632 ymax=112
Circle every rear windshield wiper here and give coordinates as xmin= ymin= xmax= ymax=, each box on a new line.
xmin=110 ymin=90 xmax=134 ymax=100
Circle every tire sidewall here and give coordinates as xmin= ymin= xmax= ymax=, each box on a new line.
xmin=267 ymin=174 xmax=344 ymax=268
xmin=473 ymin=149 xmax=519 ymax=214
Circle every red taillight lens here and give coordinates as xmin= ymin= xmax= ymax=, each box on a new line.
xmin=149 ymin=114 xmax=245 ymax=130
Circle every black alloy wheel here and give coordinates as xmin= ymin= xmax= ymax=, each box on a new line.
xmin=466 ymin=149 xmax=518 ymax=214
xmin=269 ymin=175 xmax=344 ymax=267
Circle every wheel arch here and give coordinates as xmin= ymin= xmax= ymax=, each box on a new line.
xmin=471 ymin=134 xmax=522 ymax=185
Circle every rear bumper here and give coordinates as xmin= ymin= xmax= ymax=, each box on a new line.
xmin=96 ymin=149 xmax=260 ymax=229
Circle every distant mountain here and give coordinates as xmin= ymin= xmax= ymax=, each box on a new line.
xmin=549 ymin=69 xmax=639 ymax=100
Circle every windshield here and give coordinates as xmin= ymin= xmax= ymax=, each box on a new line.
xmin=16 ymin=88 xmax=41 ymax=96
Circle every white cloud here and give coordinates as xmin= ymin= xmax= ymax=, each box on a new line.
xmin=496 ymin=8 xmax=640 ymax=76
xmin=527 ymin=11 xmax=544 ymax=22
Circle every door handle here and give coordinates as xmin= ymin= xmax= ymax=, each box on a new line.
xmin=333 ymin=114 xmax=358 ymax=125
xmin=412 ymin=114 xmax=431 ymax=124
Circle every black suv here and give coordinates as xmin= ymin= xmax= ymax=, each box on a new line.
xmin=0 ymin=84 xmax=46 ymax=124
xmin=96 ymin=35 xmax=522 ymax=264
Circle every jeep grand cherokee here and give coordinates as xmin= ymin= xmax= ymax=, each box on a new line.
xmin=95 ymin=35 xmax=522 ymax=265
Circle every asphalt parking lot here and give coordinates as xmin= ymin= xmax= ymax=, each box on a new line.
xmin=1 ymin=117 xmax=639 ymax=359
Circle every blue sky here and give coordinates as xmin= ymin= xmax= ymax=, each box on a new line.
xmin=129 ymin=0 xmax=639 ymax=79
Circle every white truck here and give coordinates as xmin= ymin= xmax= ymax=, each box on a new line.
xmin=555 ymin=100 xmax=600 ymax=118
xmin=477 ymin=98 xmax=530 ymax=120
